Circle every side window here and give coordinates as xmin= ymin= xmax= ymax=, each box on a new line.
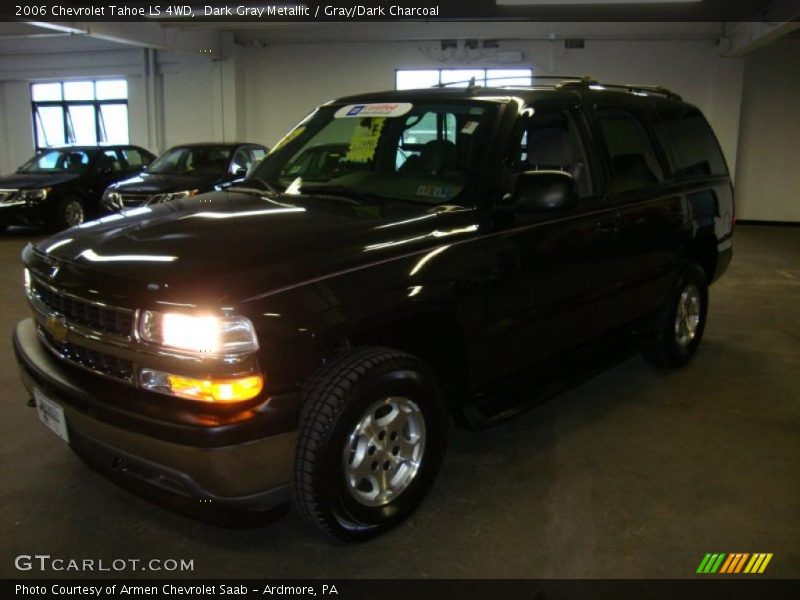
xmin=60 ymin=151 xmax=90 ymax=172
xmin=654 ymin=106 xmax=728 ymax=177
xmin=95 ymin=150 xmax=124 ymax=174
xmin=121 ymin=148 xmax=145 ymax=169
xmin=596 ymin=107 xmax=663 ymax=195
xmin=231 ymin=148 xmax=265 ymax=174
xmin=231 ymin=148 xmax=255 ymax=174
xmin=509 ymin=108 xmax=593 ymax=198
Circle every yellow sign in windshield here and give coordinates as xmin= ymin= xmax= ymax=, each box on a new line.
xmin=346 ymin=118 xmax=386 ymax=163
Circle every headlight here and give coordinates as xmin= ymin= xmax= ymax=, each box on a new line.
xmin=102 ymin=190 xmax=121 ymax=206
xmin=19 ymin=188 xmax=51 ymax=202
xmin=152 ymin=189 xmax=198 ymax=204
xmin=138 ymin=311 xmax=259 ymax=355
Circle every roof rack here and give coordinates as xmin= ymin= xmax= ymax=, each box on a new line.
xmin=432 ymin=74 xmax=682 ymax=100
xmin=433 ymin=74 xmax=592 ymax=89
xmin=556 ymin=79 xmax=682 ymax=100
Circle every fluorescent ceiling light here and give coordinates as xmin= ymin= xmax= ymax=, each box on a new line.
xmin=496 ymin=1 xmax=700 ymax=5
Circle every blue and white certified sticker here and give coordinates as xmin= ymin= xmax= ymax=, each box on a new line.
xmin=334 ymin=102 xmax=413 ymax=119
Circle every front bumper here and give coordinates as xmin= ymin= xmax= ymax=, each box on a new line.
xmin=14 ymin=318 xmax=297 ymax=511
xmin=0 ymin=200 xmax=47 ymax=226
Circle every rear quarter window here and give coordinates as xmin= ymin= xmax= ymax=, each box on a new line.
xmin=654 ymin=105 xmax=728 ymax=177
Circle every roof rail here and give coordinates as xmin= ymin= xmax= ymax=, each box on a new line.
xmin=433 ymin=74 xmax=593 ymax=89
xmin=430 ymin=74 xmax=682 ymax=100
xmin=556 ymin=79 xmax=682 ymax=100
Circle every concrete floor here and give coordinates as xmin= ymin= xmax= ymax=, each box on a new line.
xmin=1 ymin=224 xmax=798 ymax=579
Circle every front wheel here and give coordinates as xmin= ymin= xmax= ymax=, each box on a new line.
xmin=643 ymin=262 xmax=709 ymax=368
xmin=52 ymin=196 xmax=86 ymax=230
xmin=293 ymin=347 xmax=448 ymax=542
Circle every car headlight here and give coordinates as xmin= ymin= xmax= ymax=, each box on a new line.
xmin=137 ymin=311 xmax=259 ymax=355
xmin=154 ymin=189 xmax=198 ymax=204
xmin=102 ymin=190 xmax=121 ymax=205
xmin=19 ymin=188 xmax=51 ymax=202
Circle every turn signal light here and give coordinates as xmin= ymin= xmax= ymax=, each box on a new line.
xmin=140 ymin=368 xmax=264 ymax=403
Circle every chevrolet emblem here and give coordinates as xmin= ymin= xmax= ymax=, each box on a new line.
xmin=45 ymin=315 xmax=69 ymax=343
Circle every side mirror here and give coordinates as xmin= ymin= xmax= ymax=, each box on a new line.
xmin=503 ymin=170 xmax=578 ymax=214
xmin=232 ymin=166 xmax=248 ymax=178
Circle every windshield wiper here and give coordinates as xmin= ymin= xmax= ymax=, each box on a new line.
xmin=247 ymin=177 xmax=282 ymax=195
xmin=299 ymin=185 xmax=373 ymax=205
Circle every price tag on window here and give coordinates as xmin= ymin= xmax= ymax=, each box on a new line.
xmin=346 ymin=118 xmax=386 ymax=163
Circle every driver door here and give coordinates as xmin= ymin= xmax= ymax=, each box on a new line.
xmin=478 ymin=102 xmax=627 ymax=386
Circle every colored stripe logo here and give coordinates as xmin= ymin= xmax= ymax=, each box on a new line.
xmin=697 ymin=553 xmax=773 ymax=574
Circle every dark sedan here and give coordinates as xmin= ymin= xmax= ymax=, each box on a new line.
xmin=0 ymin=145 xmax=155 ymax=231
xmin=102 ymin=143 xmax=267 ymax=211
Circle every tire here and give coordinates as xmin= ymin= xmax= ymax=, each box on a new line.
xmin=293 ymin=346 xmax=448 ymax=543
xmin=643 ymin=262 xmax=709 ymax=368
xmin=52 ymin=196 xmax=86 ymax=231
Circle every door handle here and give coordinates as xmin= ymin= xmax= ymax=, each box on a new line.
xmin=596 ymin=219 xmax=619 ymax=240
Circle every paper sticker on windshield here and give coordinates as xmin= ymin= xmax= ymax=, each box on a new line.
xmin=461 ymin=121 xmax=479 ymax=135
xmin=335 ymin=103 xmax=413 ymax=119
xmin=346 ymin=117 xmax=386 ymax=163
xmin=417 ymin=185 xmax=456 ymax=200
xmin=270 ymin=126 xmax=305 ymax=154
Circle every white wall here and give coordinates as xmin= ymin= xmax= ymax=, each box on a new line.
xmin=734 ymin=36 xmax=800 ymax=223
xmin=0 ymin=81 xmax=35 ymax=174
xmin=0 ymin=43 xmax=149 ymax=173
xmin=0 ymin=44 xmax=221 ymax=173
xmin=240 ymin=38 xmax=745 ymax=178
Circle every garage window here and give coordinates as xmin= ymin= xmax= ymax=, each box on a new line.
xmin=396 ymin=68 xmax=532 ymax=89
xmin=31 ymin=80 xmax=129 ymax=151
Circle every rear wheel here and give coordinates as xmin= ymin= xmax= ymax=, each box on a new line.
xmin=293 ymin=347 xmax=448 ymax=542
xmin=643 ymin=262 xmax=709 ymax=368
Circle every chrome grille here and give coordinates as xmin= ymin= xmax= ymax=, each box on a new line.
xmin=30 ymin=278 xmax=134 ymax=338
xmin=38 ymin=325 xmax=134 ymax=382
xmin=119 ymin=193 xmax=154 ymax=206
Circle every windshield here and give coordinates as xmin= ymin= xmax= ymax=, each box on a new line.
xmin=252 ymin=100 xmax=499 ymax=206
xmin=147 ymin=146 xmax=233 ymax=176
xmin=18 ymin=149 xmax=92 ymax=174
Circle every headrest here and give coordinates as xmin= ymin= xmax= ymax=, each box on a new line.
xmin=527 ymin=128 xmax=572 ymax=168
xmin=420 ymin=140 xmax=457 ymax=173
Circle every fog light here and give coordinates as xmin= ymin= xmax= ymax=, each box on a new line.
xmin=140 ymin=368 xmax=264 ymax=403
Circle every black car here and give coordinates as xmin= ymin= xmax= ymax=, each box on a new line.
xmin=101 ymin=143 xmax=268 ymax=211
xmin=0 ymin=145 xmax=155 ymax=231
xmin=14 ymin=79 xmax=733 ymax=542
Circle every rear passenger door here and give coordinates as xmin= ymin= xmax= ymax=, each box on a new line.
xmin=588 ymin=102 xmax=683 ymax=319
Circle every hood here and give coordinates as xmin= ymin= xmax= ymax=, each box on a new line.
xmin=0 ymin=172 xmax=80 ymax=189
xmin=30 ymin=190 xmax=476 ymax=309
xmin=109 ymin=171 xmax=224 ymax=194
